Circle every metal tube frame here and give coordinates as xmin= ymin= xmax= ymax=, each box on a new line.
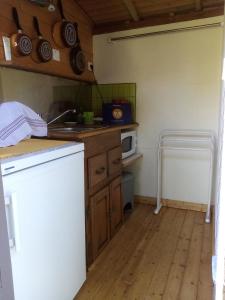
xmin=154 ymin=130 xmax=215 ymax=223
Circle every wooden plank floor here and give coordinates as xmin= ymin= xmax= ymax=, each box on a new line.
xmin=76 ymin=204 xmax=213 ymax=300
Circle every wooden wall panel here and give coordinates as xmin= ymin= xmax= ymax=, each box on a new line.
xmin=77 ymin=0 xmax=223 ymax=34
xmin=0 ymin=0 xmax=94 ymax=82
xmin=76 ymin=0 xmax=131 ymax=24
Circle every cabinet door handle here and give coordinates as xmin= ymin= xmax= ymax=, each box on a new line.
xmin=113 ymin=158 xmax=121 ymax=165
xmin=95 ymin=167 xmax=106 ymax=175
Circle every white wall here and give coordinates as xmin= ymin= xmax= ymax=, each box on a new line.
xmin=0 ymin=68 xmax=77 ymax=118
xmin=93 ymin=17 xmax=223 ymax=203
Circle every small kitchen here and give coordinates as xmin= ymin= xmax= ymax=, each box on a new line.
xmin=0 ymin=1 xmax=224 ymax=300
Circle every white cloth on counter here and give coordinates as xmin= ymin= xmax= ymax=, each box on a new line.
xmin=0 ymin=101 xmax=47 ymax=147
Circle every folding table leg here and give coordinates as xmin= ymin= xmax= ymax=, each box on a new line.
xmin=205 ymin=151 xmax=213 ymax=223
xmin=154 ymin=147 xmax=162 ymax=214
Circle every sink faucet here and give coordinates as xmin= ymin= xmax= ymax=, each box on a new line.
xmin=47 ymin=109 xmax=76 ymax=125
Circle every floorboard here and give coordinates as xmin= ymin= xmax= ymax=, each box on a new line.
xmin=163 ymin=210 xmax=195 ymax=300
xmin=75 ymin=204 xmax=213 ymax=300
xmin=178 ymin=211 xmax=204 ymax=299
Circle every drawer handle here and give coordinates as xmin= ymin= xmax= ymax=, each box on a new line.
xmin=113 ymin=158 xmax=121 ymax=165
xmin=95 ymin=167 xmax=106 ymax=175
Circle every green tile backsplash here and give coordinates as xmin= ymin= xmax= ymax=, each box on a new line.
xmin=92 ymin=83 xmax=136 ymax=121
xmin=53 ymin=84 xmax=92 ymax=113
xmin=53 ymin=82 xmax=136 ymax=121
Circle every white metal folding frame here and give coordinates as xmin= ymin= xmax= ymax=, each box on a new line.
xmin=154 ymin=129 xmax=216 ymax=223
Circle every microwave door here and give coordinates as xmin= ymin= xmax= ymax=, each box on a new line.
xmin=122 ymin=136 xmax=136 ymax=159
xmin=122 ymin=136 xmax=132 ymax=153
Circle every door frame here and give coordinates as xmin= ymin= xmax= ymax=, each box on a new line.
xmin=214 ymin=2 xmax=225 ymax=299
xmin=0 ymin=167 xmax=14 ymax=299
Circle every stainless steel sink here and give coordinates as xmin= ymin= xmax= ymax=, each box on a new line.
xmin=49 ymin=127 xmax=95 ymax=132
xmin=48 ymin=125 xmax=108 ymax=133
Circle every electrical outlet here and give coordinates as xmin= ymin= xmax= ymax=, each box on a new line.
xmin=52 ymin=49 xmax=60 ymax=62
xmin=88 ymin=62 xmax=93 ymax=72
xmin=2 ymin=36 xmax=11 ymax=61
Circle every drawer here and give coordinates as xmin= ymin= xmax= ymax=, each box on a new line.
xmin=84 ymin=131 xmax=121 ymax=158
xmin=88 ymin=153 xmax=107 ymax=188
xmin=108 ymin=146 xmax=122 ymax=176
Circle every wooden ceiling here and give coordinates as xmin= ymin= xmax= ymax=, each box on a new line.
xmin=75 ymin=0 xmax=224 ymax=34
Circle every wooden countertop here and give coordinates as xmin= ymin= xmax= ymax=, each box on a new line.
xmin=47 ymin=123 xmax=138 ymax=140
xmin=0 ymin=139 xmax=71 ymax=160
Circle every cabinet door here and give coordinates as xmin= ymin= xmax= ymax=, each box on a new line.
xmin=91 ymin=187 xmax=110 ymax=259
xmin=88 ymin=153 xmax=107 ymax=188
xmin=108 ymin=146 xmax=122 ymax=176
xmin=110 ymin=177 xmax=123 ymax=237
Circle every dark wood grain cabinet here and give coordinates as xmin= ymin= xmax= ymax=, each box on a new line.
xmin=84 ymin=131 xmax=123 ymax=266
xmin=91 ymin=187 xmax=110 ymax=259
xmin=90 ymin=177 xmax=123 ymax=260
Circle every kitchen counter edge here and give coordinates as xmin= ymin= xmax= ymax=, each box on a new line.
xmin=47 ymin=123 xmax=139 ymax=140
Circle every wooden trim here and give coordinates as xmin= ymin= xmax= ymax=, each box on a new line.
xmin=162 ymin=199 xmax=207 ymax=212
xmin=134 ymin=195 xmax=156 ymax=206
xmin=0 ymin=64 xmax=95 ymax=83
xmin=134 ymin=195 xmax=208 ymax=212
xmin=122 ymin=0 xmax=140 ymax=21
xmin=93 ymin=5 xmax=224 ymax=35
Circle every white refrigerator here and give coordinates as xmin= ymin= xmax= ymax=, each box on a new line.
xmin=0 ymin=142 xmax=86 ymax=300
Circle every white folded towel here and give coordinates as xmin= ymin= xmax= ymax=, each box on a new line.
xmin=0 ymin=101 xmax=47 ymax=147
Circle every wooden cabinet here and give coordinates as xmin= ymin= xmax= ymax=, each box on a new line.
xmin=90 ymin=177 xmax=123 ymax=260
xmin=47 ymin=124 xmax=138 ymax=268
xmin=84 ymin=131 xmax=123 ymax=265
xmin=109 ymin=177 xmax=123 ymax=237
xmin=91 ymin=187 xmax=110 ymax=259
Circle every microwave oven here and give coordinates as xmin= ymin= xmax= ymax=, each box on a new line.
xmin=121 ymin=130 xmax=137 ymax=159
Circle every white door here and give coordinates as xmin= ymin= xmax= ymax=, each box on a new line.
xmin=3 ymin=152 xmax=86 ymax=300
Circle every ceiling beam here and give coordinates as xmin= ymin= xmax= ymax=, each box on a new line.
xmin=122 ymin=0 xmax=140 ymax=21
xmin=195 ymin=0 xmax=202 ymax=11
xmin=93 ymin=4 xmax=224 ymax=35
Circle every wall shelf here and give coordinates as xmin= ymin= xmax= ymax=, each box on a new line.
xmin=122 ymin=153 xmax=143 ymax=168
xmin=0 ymin=1 xmax=94 ymax=81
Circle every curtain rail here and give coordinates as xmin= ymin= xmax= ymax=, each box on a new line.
xmin=109 ymin=22 xmax=223 ymax=42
